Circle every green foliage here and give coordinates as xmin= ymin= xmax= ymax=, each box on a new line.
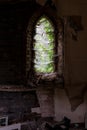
xmin=34 ymin=16 xmax=55 ymax=73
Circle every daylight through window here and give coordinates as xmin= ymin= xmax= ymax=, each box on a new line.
xmin=34 ymin=16 xmax=55 ymax=73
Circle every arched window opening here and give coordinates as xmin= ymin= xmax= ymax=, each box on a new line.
xmin=26 ymin=12 xmax=64 ymax=86
xmin=33 ymin=16 xmax=55 ymax=73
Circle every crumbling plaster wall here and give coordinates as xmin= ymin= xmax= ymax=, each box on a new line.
xmin=54 ymin=0 xmax=87 ymax=123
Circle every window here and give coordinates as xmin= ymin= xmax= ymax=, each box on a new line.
xmin=26 ymin=10 xmax=64 ymax=86
xmin=34 ymin=16 xmax=55 ymax=73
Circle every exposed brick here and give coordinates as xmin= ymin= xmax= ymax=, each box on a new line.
xmin=36 ymin=88 xmax=54 ymax=117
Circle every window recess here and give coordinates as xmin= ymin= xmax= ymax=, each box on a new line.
xmin=26 ymin=13 xmax=64 ymax=87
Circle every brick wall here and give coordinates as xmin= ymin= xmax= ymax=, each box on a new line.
xmin=36 ymin=87 xmax=54 ymax=118
xmin=0 ymin=1 xmax=38 ymax=84
xmin=0 ymin=1 xmax=39 ymax=123
xmin=0 ymin=91 xmax=39 ymax=124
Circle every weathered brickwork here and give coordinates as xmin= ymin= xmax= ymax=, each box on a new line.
xmin=0 ymin=1 xmax=39 ymax=123
xmin=36 ymin=87 xmax=54 ymax=117
xmin=0 ymin=1 xmax=64 ymax=122
xmin=0 ymin=2 xmax=38 ymax=84
xmin=0 ymin=91 xmax=39 ymax=124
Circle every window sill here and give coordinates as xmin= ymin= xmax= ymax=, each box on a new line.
xmin=36 ymin=74 xmax=64 ymax=88
xmin=37 ymin=80 xmax=64 ymax=89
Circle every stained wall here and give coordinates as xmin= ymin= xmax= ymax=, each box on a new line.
xmin=54 ymin=0 xmax=87 ymax=123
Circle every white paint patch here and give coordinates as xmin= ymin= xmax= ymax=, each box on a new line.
xmin=0 ymin=123 xmax=21 ymax=130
